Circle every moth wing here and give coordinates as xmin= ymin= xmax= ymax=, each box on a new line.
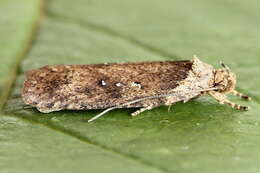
xmin=22 ymin=61 xmax=193 ymax=112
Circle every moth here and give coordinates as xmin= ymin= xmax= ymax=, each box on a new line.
xmin=22 ymin=56 xmax=251 ymax=122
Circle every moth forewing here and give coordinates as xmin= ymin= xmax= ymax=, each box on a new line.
xmin=22 ymin=56 xmax=251 ymax=122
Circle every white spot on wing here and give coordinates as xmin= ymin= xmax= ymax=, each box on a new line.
xmin=131 ymin=82 xmax=142 ymax=89
xmin=101 ymin=80 xmax=107 ymax=86
xmin=115 ymin=82 xmax=123 ymax=87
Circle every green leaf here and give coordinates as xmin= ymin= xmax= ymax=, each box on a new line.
xmin=2 ymin=0 xmax=260 ymax=173
xmin=0 ymin=115 xmax=161 ymax=173
xmin=0 ymin=0 xmax=41 ymax=109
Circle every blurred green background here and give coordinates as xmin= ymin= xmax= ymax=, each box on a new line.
xmin=0 ymin=0 xmax=260 ymax=172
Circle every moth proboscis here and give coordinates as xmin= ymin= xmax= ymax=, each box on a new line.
xmin=22 ymin=55 xmax=251 ymax=122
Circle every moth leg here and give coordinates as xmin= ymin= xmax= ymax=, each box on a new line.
xmin=131 ymin=105 xmax=155 ymax=116
xmin=167 ymin=102 xmax=177 ymax=112
xmin=168 ymin=105 xmax=172 ymax=112
xmin=231 ymin=90 xmax=251 ymax=101
xmin=209 ymin=91 xmax=249 ymax=110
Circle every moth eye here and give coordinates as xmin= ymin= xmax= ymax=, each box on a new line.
xmin=214 ymin=83 xmax=226 ymax=90
xmin=214 ymin=81 xmax=224 ymax=87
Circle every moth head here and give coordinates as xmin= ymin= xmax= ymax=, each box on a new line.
xmin=214 ymin=62 xmax=236 ymax=93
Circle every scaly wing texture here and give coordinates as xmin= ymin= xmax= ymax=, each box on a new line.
xmin=22 ymin=60 xmax=193 ymax=112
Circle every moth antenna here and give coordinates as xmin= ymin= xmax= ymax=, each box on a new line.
xmin=192 ymin=54 xmax=200 ymax=61
xmin=88 ymin=87 xmax=217 ymax=122
xmin=88 ymin=107 xmax=118 ymax=122
xmin=219 ymin=61 xmax=231 ymax=71
xmin=193 ymin=54 xmax=198 ymax=58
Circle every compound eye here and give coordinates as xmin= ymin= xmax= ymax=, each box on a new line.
xmin=214 ymin=82 xmax=225 ymax=91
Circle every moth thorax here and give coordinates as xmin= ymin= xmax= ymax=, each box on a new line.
xmin=214 ymin=69 xmax=236 ymax=93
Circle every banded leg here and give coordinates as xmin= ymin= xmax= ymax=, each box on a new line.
xmin=231 ymin=90 xmax=251 ymax=101
xmin=209 ymin=91 xmax=249 ymax=110
xmin=221 ymin=99 xmax=249 ymax=110
xmin=131 ymin=105 xmax=155 ymax=116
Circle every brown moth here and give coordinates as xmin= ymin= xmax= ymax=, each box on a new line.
xmin=22 ymin=55 xmax=251 ymax=122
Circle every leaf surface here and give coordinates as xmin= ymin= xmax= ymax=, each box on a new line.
xmin=2 ymin=0 xmax=260 ymax=173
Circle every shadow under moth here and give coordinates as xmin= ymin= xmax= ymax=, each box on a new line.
xmin=22 ymin=55 xmax=251 ymax=122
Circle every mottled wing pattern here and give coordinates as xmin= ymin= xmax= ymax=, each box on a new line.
xmin=22 ymin=60 xmax=193 ymax=112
